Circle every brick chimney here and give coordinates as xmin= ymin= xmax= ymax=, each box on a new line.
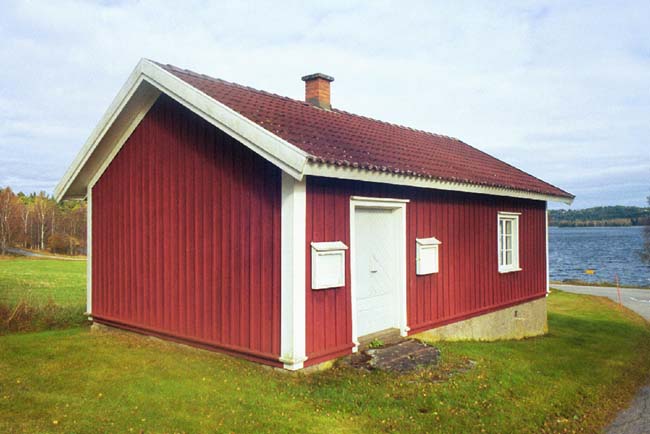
xmin=301 ymin=73 xmax=334 ymax=110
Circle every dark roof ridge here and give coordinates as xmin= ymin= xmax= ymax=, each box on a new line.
xmin=152 ymin=61 xmax=315 ymax=108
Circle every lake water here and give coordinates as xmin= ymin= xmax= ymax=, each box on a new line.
xmin=549 ymin=226 xmax=650 ymax=287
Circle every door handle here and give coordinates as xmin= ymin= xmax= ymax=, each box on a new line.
xmin=369 ymin=255 xmax=379 ymax=273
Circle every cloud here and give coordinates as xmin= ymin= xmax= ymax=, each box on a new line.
xmin=0 ymin=0 xmax=648 ymax=208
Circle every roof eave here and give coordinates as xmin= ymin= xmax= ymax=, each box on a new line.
xmin=303 ymin=161 xmax=575 ymax=205
xmin=56 ymin=59 xmax=573 ymax=206
xmin=55 ymin=59 xmax=309 ymax=202
xmin=54 ymin=59 xmax=151 ymax=202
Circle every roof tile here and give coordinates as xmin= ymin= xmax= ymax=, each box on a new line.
xmin=158 ymin=62 xmax=573 ymax=199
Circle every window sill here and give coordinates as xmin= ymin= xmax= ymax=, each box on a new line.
xmin=499 ymin=267 xmax=522 ymax=274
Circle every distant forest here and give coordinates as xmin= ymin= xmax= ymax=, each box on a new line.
xmin=549 ymin=205 xmax=650 ymax=227
xmin=3 ymin=185 xmax=649 ymax=255
xmin=0 ymin=187 xmax=86 ymax=256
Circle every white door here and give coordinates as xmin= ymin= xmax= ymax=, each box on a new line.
xmin=354 ymin=207 xmax=400 ymax=337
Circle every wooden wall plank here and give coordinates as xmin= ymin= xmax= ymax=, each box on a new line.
xmin=92 ymin=95 xmax=282 ymax=363
xmin=305 ymin=177 xmax=547 ymax=361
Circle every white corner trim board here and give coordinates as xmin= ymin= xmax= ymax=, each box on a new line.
xmin=86 ymin=185 xmax=92 ymax=318
xmin=280 ymin=173 xmax=307 ymax=370
xmin=545 ymin=202 xmax=550 ymax=295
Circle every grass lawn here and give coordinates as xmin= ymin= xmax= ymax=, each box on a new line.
xmin=1 ymin=290 xmax=649 ymax=433
xmin=0 ymin=257 xmax=86 ymax=307
xmin=0 ymin=257 xmax=86 ymax=333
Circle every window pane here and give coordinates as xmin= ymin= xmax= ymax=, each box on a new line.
xmin=505 ymin=220 xmax=512 ymax=235
xmin=505 ymin=234 xmax=512 ymax=250
xmin=506 ymin=250 xmax=512 ymax=265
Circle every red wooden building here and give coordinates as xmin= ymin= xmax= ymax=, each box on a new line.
xmin=56 ymin=60 xmax=573 ymax=370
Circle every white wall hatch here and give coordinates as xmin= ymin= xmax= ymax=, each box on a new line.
xmin=416 ymin=237 xmax=441 ymax=275
xmin=311 ymin=241 xmax=348 ymax=289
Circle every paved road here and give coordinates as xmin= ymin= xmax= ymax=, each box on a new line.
xmin=553 ymin=284 xmax=650 ymax=321
xmin=552 ymin=284 xmax=650 ymax=434
xmin=606 ymin=386 xmax=650 ymax=434
xmin=5 ymin=247 xmax=85 ymax=261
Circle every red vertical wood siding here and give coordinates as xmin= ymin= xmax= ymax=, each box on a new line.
xmin=92 ymin=95 xmax=282 ymax=365
xmin=305 ymin=177 xmax=547 ymax=365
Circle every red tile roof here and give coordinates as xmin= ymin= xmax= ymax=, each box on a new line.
xmin=158 ymin=63 xmax=573 ymax=200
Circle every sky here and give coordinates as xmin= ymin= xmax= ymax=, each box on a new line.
xmin=1 ymin=1 xmax=648 ymax=209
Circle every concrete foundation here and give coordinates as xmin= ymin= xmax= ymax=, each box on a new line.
xmin=414 ymin=297 xmax=548 ymax=342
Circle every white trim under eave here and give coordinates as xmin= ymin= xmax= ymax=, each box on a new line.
xmin=305 ymin=163 xmax=574 ymax=205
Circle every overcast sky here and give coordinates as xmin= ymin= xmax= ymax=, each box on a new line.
xmin=1 ymin=1 xmax=648 ymax=209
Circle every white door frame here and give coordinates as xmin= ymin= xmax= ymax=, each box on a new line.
xmin=349 ymin=196 xmax=409 ymax=352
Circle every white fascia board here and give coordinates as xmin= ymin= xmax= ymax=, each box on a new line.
xmin=55 ymin=59 xmax=150 ymax=202
xmin=56 ymin=58 xmax=571 ymax=207
xmin=140 ymin=61 xmax=307 ymax=180
xmin=87 ymin=89 xmax=158 ymax=190
xmin=55 ymin=59 xmax=308 ymax=202
xmin=306 ymin=163 xmax=574 ymax=205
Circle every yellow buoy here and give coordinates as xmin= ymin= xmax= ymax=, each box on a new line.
xmin=584 ymin=269 xmax=595 ymax=275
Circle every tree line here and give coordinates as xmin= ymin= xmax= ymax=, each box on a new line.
xmin=0 ymin=187 xmax=86 ymax=256
xmin=549 ymin=205 xmax=650 ymax=227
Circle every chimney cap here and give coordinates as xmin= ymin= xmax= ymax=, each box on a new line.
xmin=301 ymin=73 xmax=334 ymax=82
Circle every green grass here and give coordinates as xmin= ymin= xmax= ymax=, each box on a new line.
xmin=0 ymin=257 xmax=86 ymax=334
xmin=1 ymin=290 xmax=648 ymax=433
xmin=0 ymin=257 xmax=86 ymax=307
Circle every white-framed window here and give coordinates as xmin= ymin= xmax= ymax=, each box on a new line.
xmin=498 ymin=212 xmax=521 ymax=273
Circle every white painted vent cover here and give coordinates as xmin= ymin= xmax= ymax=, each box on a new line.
xmin=311 ymin=241 xmax=349 ymax=289
xmin=416 ymin=237 xmax=442 ymax=275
